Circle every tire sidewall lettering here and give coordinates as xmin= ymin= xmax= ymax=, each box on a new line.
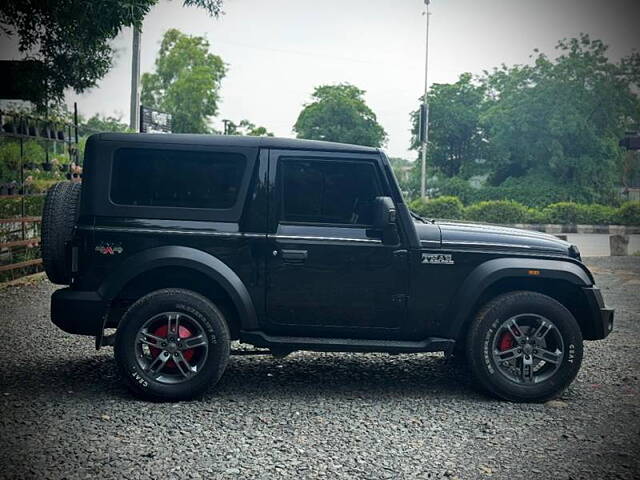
xmin=568 ymin=343 xmax=575 ymax=364
xmin=483 ymin=318 xmax=500 ymax=375
xmin=130 ymin=366 xmax=149 ymax=389
xmin=176 ymin=303 xmax=217 ymax=345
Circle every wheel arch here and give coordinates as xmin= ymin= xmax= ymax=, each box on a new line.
xmin=446 ymin=257 xmax=594 ymax=342
xmin=98 ymin=246 xmax=258 ymax=337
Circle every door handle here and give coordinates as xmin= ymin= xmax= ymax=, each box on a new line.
xmin=281 ymin=249 xmax=308 ymax=263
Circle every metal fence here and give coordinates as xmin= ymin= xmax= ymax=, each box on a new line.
xmin=0 ymin=109 xmax=79 ymax=282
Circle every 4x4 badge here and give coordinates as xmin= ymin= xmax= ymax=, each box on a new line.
xmin=422 ymin=253 xmax=454 ymax=265
xmin=95 ymin=243 xmax=123 ymax=255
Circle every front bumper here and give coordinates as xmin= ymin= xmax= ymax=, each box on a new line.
xmin=51 ymin=288 xmax=108 ymax=336
xmin=582 ymin=286 xmax=614 ymax=340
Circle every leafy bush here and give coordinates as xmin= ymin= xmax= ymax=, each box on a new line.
xmin=404 ymin=194 xmax=640 ymax=225
xmin=409 ymin=196 xmax=463 ymax=219
xmin=27 ymin=195 xmax=45 ymax=216
xmin=543 ymin=202 xmax=617 ymax=224
xmin=428 ymin=173 xmax=620 ymax=209
xmin=0 ymin=195 xmax=45 ymax=217
xmin=543 ymin=202 xmax=581 ymax=224
xmin=464 ymin=200 xmax=528 ymax=224
xmin=0 ymin=140 xmax=48 ymax=184
xmin=616 ymin=201 xmax=640 ymax=225
xmin=407 ymin=196 xmax=640 ymax=225
xmin=431 ymin=177 xmax=476 ymax=205
xmin=576 ymin=204 xmax=617 ymax=224
xmin=524 ymin=207 xmax=549 ymax=224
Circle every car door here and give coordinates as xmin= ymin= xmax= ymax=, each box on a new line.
xmin=264 ymin=149 xmax=409 ymax=339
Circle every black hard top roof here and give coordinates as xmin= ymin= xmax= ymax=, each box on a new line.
xmin=95 ymin=133 xmax=379 ymax=154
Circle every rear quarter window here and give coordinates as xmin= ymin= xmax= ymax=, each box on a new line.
xmin=110 ymin=148 xmax=246 ymax=210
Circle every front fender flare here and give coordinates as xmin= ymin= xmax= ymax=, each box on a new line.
xmin=98 ymin=246 xmax=258 ymax=330
xmin=445 ymin=257 xmax=593 ymax=340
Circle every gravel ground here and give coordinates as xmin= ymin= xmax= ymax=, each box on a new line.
xmin=1 ymin=257 xmax=639 ymax=480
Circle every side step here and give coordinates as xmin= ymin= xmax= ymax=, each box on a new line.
xmin=239 ymin=331 xmax=455 ymax=355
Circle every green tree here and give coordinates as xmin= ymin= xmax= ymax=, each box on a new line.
xmin=405 ymin=35 xmax=640 ymax=205
xmin=294 ymin=84 xmax=387 ymax=147
xmin=480 ymin=35 xmax=640 ymax=203
xmin=410 ymin=73 xmax=486 ymax=177
xmin=141 ymin=29 xmax=226 ymax=133
xmin=226 ymin=119 xmax=274 ymax=137
xmin=81 ymin=114 xmax=129 ymax=134
xmin=0 ymin=1 xmax=224 ymax=108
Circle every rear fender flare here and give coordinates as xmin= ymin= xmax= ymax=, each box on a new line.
xmin=446 ymin=257 xmax=592 ymax=340
xmin=98 ymin=246 xmax=258 ymax=330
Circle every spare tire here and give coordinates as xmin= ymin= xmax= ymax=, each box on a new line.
xmin=42 ymin=181 xmax=81 ymax=285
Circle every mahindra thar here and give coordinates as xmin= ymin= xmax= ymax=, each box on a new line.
xmin=42 ymin=133 xmax=613 ymax=402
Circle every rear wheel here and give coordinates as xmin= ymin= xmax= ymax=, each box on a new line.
xmin=466 ymin=291 xmax=583 ymax=402
xmin=114 ymin=289 xmax=230 ymax=401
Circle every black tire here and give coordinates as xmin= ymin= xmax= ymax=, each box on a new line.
xmin=41 ymin=181 xmax=81 ymax=285
xmin=466 ymin=291 xmax=583 ymax=403
xmin=114 ymin=289 xmax=230 ymax=401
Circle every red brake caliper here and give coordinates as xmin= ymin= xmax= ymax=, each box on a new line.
xmin=149 ymin=325 xmax=195 ymax=368
xmin=498 ymin=331 xmax=515 ymax=352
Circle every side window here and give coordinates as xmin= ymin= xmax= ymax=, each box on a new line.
xmin=280 ymin=158 xmax=382 ymax=225
xmin=111 ymin=148 xmax=246 ymax=209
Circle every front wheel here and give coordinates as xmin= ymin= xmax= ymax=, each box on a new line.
xmin=114 ymin=289 xmax=230 ymax=401
xmin=466 ymin=291 xmax=583 ymax=402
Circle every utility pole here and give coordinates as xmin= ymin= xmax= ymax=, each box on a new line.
xmin=130 ymin=26 xmax=141 ymax=132
xmin=420 ymin=0 xmax=431 ymax=199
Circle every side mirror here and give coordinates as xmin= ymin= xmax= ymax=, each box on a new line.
xmin=372 ymin=196 xmax=399 ymax=245
xmin=373 ymin=196 xmax=397 ymax=229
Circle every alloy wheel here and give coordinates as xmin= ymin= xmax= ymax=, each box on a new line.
xmin=491 ymin=313 xmax=564 ymax=384
xmin=135 ymin=312 xmax=209 ymax=384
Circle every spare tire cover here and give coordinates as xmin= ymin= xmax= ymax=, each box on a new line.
xmin=41 ymin=181 xmax=81 ymax=285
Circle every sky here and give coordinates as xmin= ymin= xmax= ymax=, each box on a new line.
xmin=5 ymin=0 xmax=640 ymax=159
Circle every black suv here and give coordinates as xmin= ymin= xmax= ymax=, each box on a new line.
xmin=42 ymin=133 xmax=613 ymax=402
